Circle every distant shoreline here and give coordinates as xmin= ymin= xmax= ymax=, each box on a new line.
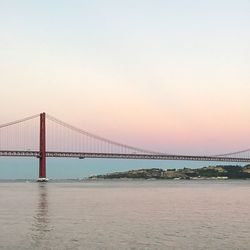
xmin=89 ymin=165 xmax=250 ymax=180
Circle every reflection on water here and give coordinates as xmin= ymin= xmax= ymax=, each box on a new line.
xmin=31 ymin=184 xmax=53 ymax=248
xmin=1 ymin=180 xmax=250 ymax=250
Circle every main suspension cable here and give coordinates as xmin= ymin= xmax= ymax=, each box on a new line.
xmin=0 ymin=114 xmax=40 ymax=129
xmin=46 ymin=114 xmax=163 ymax=155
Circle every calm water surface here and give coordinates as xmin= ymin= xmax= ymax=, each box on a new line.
xmin=0 ymin=180 xmax=250 ymax=250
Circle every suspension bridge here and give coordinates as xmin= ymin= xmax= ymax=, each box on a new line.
xmin=0 ymin=112 xmax=250 ymax=181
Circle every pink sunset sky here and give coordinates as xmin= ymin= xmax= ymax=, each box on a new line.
xmin=1 ymin=0 xmax=250 ymax=155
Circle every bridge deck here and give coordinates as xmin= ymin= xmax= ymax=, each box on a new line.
xmin=0 ymin=150 xmax=249 ymax=163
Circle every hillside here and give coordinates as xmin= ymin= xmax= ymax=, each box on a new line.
xmin=89 ymin=165 xmax=250 ymax=180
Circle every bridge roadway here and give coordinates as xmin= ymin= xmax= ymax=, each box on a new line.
xmin=0 ymin=150 xmax=250 ymax=163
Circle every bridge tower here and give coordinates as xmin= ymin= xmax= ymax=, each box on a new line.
xmin=38 ymin=112 xmax=48 ymax=182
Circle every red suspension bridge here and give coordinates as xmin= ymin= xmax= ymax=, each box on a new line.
xmin=0 ymin=112 xmax=250 ymax=181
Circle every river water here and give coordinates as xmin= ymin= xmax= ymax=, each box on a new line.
xmin=0 ymin=180 xmax=250 ymax=250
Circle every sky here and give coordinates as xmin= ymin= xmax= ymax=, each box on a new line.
xmin=0 ymin=1 xmax=250 ymax=178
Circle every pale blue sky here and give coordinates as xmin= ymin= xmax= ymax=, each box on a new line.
xmin=0 ymin=0 xmax=250 ymax=178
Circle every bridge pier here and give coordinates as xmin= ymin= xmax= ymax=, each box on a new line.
xmin=37 ymin=112 xmax=48 ymax=182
